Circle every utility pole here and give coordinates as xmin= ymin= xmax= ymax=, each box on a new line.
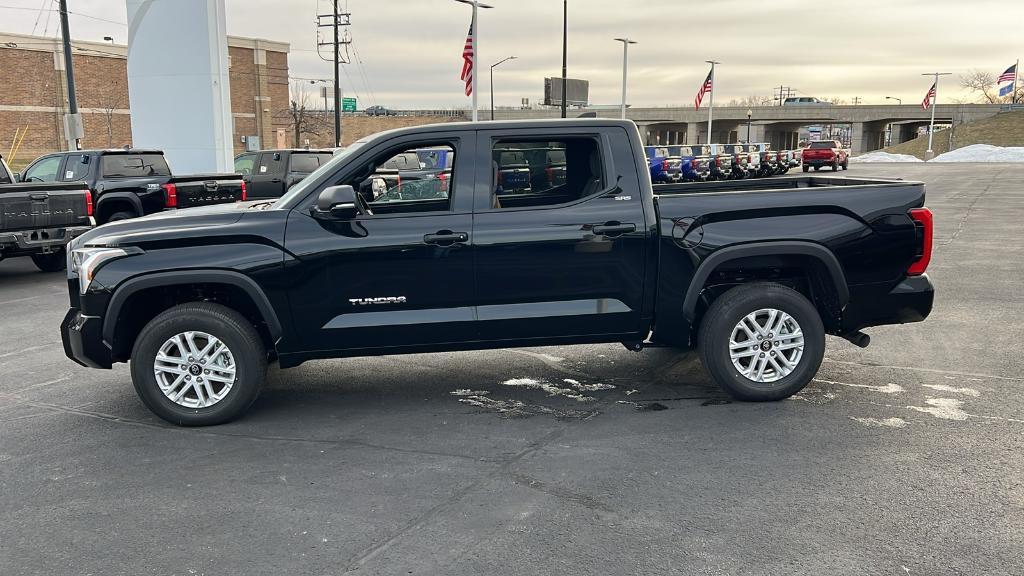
xmin=852 ymin=96 xmax=862 ymax=105
xmin=561 ymin=0 xmax=568 ymax=118
xmin=613 ymin=38 xmax=636 ymax=120
xmin=773 ymin=85 xmax=793 ymax=106
xmin=317 ymin=2 xmax=351 ymax=147
xmin=921 ymin=72 xmax=951 ymax=159
xmin=705 ymin=60 xmax=720 ymax=145
xmin=58 ymin=0 xmax=81 ymax=150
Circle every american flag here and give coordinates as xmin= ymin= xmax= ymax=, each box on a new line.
xmin=694 ymin=69 xmax=713 ymax=110
xmin=920 ymin=82 xmax=936 ymax=110
xmin=997 ymin=64 xmax=1017 ymax=84
xmin=460 ymin=22 xmax=474 ymax=97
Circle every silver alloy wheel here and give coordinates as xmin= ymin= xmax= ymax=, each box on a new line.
xmin=153 ymin=331 xmax=236 ymax=408
xmin=728 ymin=308 xmax=804 ymax=384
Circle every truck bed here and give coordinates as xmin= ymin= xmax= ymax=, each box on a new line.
xmin=653 ymin=175 xmax=915 ymax=196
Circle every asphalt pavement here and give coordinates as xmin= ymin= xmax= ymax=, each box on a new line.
xmin=1 ymin=163 xmax=1022 ymax=575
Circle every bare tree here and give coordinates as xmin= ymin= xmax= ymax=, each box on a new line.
xmin=960 ymin=69 xmax=1000 ymax=103
xmin=726 ymin=94 xmax=773 ymax=107
xmin=279 ymin=81 xmax=328 ymax=147
xmin=96 ymin=79 xmax=126 ymax=148
xmin=826 ymin=96 xmax=847 ymax=105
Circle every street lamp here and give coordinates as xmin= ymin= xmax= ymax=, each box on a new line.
xmin=102 ymin=36 xmax=114 ymax=44
xmin=490 ymin=56 xmax=517 ymax=121
xmin=454 ymin=0 xmax=493 ymax=122
xmin=885 ymin=96 xmax=902 ymax=105
xmin=746 ymin=108 xmax=752 ymax=142
xmin=613 ymin=38 xmax=637 ymax=120
xmin=560 ymin=0 xmax=567 ymax=118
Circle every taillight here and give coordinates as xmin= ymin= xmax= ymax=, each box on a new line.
xmin=662 ymin=159 xmax=669 ymax=171
xmin=691 ymin=158 xmax=699 ymax=169
xmin=545 ymin=167 xmax=554 ymax=183
xmin=716 ymin=157 xmax=722 ymax=167
xmin=83 ymin=189 xmax=93 ymax=217
xmin=439 ymin=172 xmax=448 ymax=192
xmin=240 ymin=181 xmax=247 ymax=201
xmin=397 ymin=173 xmax=402 ymax=191
xmin=162 ymin=183 xmax=177 ymax=208
xmin=907 ymin=208 xmax=933 ymax=276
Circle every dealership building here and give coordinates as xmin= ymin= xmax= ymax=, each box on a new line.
xmin=0 ymin=32 xmax=290 ymax=165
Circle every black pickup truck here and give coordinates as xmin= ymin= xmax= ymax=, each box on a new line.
xmin=233 ymin=149 xmax=334 ymax=199
xmin=19 ymin=149 xmax=246 ymax=224
xmin=1 ymin=154 xmax=93 ymax=271
xmin=60 ymin=119 xmax=934 ymax=426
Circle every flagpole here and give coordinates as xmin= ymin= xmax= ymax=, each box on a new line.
xmin=705 ymin=60 xmax=720 ymax=144
xmin=922 ymin=71 xmax=951 ymax=159
xmin=455 ymin=0 xmax=492 ymax=122
xmin=1015 ymin=59 xmax=1020 ymax=105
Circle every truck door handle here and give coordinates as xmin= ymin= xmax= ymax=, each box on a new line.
xmin=593 ymin=223 xmax=636 ymax=237
xmin=423 ymin=231 xmax=469 ymax=246
xmin=271 ymin=178 xmax=282 ymax=183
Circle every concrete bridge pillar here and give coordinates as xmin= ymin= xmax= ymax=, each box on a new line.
xmin=850 ymin=121 xmax=889 ymax=154
xmin=686 ymin=122 xmax=702 ymax=145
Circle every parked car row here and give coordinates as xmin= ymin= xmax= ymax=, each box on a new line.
xmin=645 ymin=143 xmax=801 ymax=184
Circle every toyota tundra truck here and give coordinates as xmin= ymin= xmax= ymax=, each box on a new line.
xmin=802 ymin=140 xmax=849 ymax=172
xmin=60 ymin=119 xmax=934 ymax=426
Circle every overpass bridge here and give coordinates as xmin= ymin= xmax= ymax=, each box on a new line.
xmin=487 ymin=104 xmax=1005 ymax=153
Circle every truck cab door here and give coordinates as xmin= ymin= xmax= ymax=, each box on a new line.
xmin=283 ymin=132 xmax=477 ymax=352
xmin=251 ymin=152 xmax=285 ymax=198
xmin=471 ymin=127 xmax=653 ymax=342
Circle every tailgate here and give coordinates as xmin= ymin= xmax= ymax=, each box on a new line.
xmin=803 ymin=149 xmax=835 ymax=159
xmin=0 ymin=186 xmax=90 ymax=232
xmin=170 ymin=175 xmax=245 ymax=208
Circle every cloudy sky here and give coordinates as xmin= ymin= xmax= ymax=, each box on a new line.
xmin=2 ymin=0 xmax=1021 ymax=109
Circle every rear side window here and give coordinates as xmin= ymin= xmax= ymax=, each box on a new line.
xmin=491 ymin=137 xmax=604 ymax=210
xmin=234 ymin=153 xmax=256 ymax=175
xmin=809 ymin=141 xmax=837 ymax=149
xmin=101 ymin=154 xmax=170 ymax=177
xmin=62 ymin=154 xmax=90 ymax=181
xmin=289 ymin=153 xmax=332 ymax=173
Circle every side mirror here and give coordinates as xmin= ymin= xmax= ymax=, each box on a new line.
xmin=314 ymin=185 xmax=359 ymax=219
xmin=370 ymin=177 xmax=387 ymax=199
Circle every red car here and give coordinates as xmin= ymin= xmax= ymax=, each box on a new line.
xmin=802 ymin=140 xmax=849 ymax=172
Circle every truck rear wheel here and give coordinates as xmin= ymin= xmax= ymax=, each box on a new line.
xmin=698 ymin=282 xmax=824 ymax=401
xmin=31 ymin=249 xmax=66 ymax=272
xmin=802 ymin=165 xmax=809 ymax=173
xmin=130 ymin=302 xmax=266 ymax=426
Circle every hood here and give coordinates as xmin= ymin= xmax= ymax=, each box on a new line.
xmin=74 ymin=201 xmax=280 ymax=249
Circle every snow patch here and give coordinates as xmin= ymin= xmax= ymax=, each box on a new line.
xmin=921 ymin=384 xmax=980 ymax=397
xmin=908 ymin=398 xmax=970 ymax=421
xmin=450 ymin=389 xmax=490 ymax=397
xmin=457 ymin=395 xmax=591 ymax=419
xmin=931 ymin=144 xmax=1024 ymax=163
xmin=565 ymin=378 xmax=615 ymax=392
xmin=851 ymin=151 xmax=923 ymax=163
xmin=501 ymin=377 xmax=595 ymax=402
xmin=814 ymin=378 xmax=904 ymax=394
xmin=850 ymin=416 xmax=908 ymax=428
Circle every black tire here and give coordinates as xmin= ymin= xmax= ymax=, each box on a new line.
xmin=842 ymin=159 xmax=849 ymax=170
xmin=105 ymin=211 xmax=135 ymax=224
xmin=801 ymin=165 xmax=809 ymax=173
xmin=698 ymin=282 xmax=825 ymax=402
xmin=30 ymin=249 xmax=66 ymax=272
xmin=831 ymin=159 xmax=839 ymax=171
xmin=814 ymin=166 xmax=821 ymax=171
xmin=130 ymin=302 xmax=267 ymax=426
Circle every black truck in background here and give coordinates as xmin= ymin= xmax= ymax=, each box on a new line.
xmin=1 ymin=154 xmax=93 ymax=271
xmin=233 ymin=149 xmax=335 ymax=199
xmin=18 ymin=149 xmax=246 ymax=224
xmin=61 ymin=119 xmax=934 ymax=426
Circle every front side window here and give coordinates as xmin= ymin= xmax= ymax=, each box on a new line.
xmin=289 ymin=153 xmax=333 ymax=174
xmin=340 ymin=143 xmax=456 ymax=214
xmin=490 ymin=138 xmax=604 ymax=210
xmin=24 ymin=156 xmax=62 ymax=182
xmin=234 ymin=153 xmax=256 ymax=175
xmin=101 ymin=154 xmax=171 ymax=178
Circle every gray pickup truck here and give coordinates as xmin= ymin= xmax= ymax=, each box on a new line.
xmin=0 ymin=154 xmax=93 ymax=271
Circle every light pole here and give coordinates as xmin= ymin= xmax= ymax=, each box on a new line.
xmin=103 ymin=36 xmax=114 ymax=44
xmin=613 ymin=38 xmax=636 ymax=120
xmin=885 ymin=96 xmax=902 ymax=105
xmin=746 ymin=108 xmax=752 ymax=142
xmin=455 ymin=0 xmax=493 ymax=122
xmin=560 ymin=0 xmax=568 ymax=118
xmin=884 ymin=97 xmax=900 ymax=147
xmin=490 ymin=56 xmax=517 ymax=121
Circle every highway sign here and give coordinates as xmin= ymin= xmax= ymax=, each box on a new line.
xmin=342 ymin=98 xmax=357 ymax=112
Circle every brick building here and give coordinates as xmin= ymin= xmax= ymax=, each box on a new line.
xmin=0 ymin=32 xmax=290 ymax=167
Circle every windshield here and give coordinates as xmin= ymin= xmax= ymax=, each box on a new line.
xmin=273 ymin=141 xmax=366 ymax=208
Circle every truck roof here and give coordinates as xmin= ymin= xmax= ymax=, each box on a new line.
xmin=356 ymin=118 xmax=638 ymax=144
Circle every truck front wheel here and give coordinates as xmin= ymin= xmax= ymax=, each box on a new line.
xmin=698 ymin=282 xmax=825 ymax=401
xmin=130 ymin=302 xmax=267 ymax=426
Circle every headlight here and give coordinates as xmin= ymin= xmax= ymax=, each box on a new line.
xmin=70 ymin=247 xmax=133 ymax=294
